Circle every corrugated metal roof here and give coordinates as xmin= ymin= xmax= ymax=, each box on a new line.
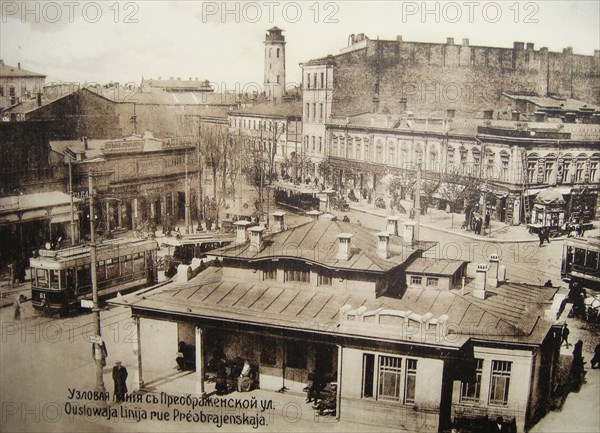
xmin=218 ymin=219 xmax=436 ymax=272
xmin=113 ymin=266 xmax=556 ymax=345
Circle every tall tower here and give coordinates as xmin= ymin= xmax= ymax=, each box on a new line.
xmin=264 ymin=27 xmax=286 ymax=102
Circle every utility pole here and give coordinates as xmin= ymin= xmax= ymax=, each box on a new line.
xmin=414 ymin=162 xmax=421 ymax=242
xmin=185 ymin=152 xmax=191 ymax=234
xmin=68 ymin=158 xmax=76 ymax=245
xmin=88 ymin=173 xmax=106 ymax=396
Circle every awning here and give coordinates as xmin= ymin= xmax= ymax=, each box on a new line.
xmin=0 ymin=191 xmax=81 ymax=224
xmin=50 ymin=214 xmax=79 ymax=224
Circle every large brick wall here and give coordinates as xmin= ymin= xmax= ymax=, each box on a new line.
xmin=330 ymin=39 xmax=600 ymax=117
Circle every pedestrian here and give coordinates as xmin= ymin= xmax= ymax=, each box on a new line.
xmin=13 ymin=295 xmax=22 ymax=320
xmin=591 ymin=343 xmax=600 ymax=369
xmin=570 ymin=340 xmax=585 ymax=390
xmin=544 ymin=227 xmax=551 ymax=244
xmin=112 ymin=361 xmax=128 ymax=402
xmin=538 ymin=230 xmax=544 ymax=247
xmin=544 ymin=279 xmax=553 ymax=287
xmin=561 ymin=323 xmax=570 ymax=348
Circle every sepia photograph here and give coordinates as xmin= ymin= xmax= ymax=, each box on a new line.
xmin=1 ymin=1 xmax=599 ymax=432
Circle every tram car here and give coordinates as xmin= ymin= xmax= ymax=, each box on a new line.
xmin=161 ymin=233 xmax=235 ymax=278
xmin=561 ymin=236 xmax=600 ymax=290
xmin=30 ymin=237 xmax=159 ymax=315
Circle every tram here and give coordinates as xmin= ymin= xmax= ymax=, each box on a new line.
xmin=561 ymin=236 xmax=600 ymax=290
xmin=30 ymin=237 xmax=159 ymax=315
xmin=161 ymin=233 xmax=236 ymax=277
xmin=272 ymin=181 xmax=321 ymax=212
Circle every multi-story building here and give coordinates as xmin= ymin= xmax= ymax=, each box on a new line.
xmin=325 ymin=113 xmax=600 ymax=224
xmin=227 ymin=102 xmax=302 ymax=180
xmin=113 ymin=213 xmax=563 ymax=433
xmin=0 ymin=59 xmax=45 ymax=109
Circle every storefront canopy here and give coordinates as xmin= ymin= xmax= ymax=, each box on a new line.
xmin=0 ymin=191 xmax=81 ymax=224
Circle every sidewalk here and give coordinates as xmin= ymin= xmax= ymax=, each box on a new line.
xmin=342 ymin=199 xmax=544 ymax=243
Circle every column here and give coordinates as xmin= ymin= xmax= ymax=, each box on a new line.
xmin=195 ymin=326 xmax=205 ymax=396
xmin=131 ymin=316 xmax=144 ymax=389
xmin=117 ymin=202 xmax=123 ymax=228
xmin=106 ymin=201 xmax=110 ymax=232
xmin=336 ymin=344 xmax=343 ymax=420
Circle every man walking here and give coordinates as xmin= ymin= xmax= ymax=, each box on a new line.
xmin=561 ymin=324 xmax=570 ymax=348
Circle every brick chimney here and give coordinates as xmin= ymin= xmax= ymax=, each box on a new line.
xmin=271 ymin=211 xmax=285 ymax=233
xmin=376 ymin=232 xmax=390 ymax=259
xmin=248 ymin=226 xmax=266 ymax=253
xmin=399 ymin=98 xmax=407 ymax=112
xmin=473 ymin=263 xmax=488 ymax=299
xmin=336 ymin=233 xmax=353 ymax=261
xmin=386 ymin=216 xmax=400 ymax=236
xmin=403 ymin=220 xmax=416 ymax=246
xmin=234 ymin=220 xmax=253 ymax=244
xmin=306 ymin=210 xmax=321 ymax=221
xmin=446 ymin=37 xmax=454 ymax=45
xmin=487 ymin=254 xmax=500 ymax=288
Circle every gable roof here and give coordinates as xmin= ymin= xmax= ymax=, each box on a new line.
xmin=0 ymin=61 xmax=45 ymax=78
xmin=217 ymin=219 xmax=436 ymax=272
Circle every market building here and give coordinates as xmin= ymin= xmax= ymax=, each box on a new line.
xmin=112 ymin=214 xmax=563 ymax=432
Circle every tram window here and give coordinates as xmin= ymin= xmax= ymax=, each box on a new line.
xmin=36 ymin=268 xmax=49 ymax=288
xmin=97 ymin=260 xmax=106 ymax=281
xmin=574 ymin=248 xmax=586 ymax=267
xmin=77 ymin=265 xmax=92 ymax=289
xmin=106 ymin=257 xmax=119 ymax=279
xmin=50 ymin=270 xmax=60 ymax=289
xmin=586 ymin=250 xmax=599 ymax=271
xmin=133 ymin=253 xmax=145 ymax=273
xmin=122 ymin=255 xmax=133 ymax=274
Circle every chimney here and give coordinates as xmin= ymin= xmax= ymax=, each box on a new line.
xmin=36 ymin=92 xmax=42 ymax=107
xmin=83 ymin=136 xmax=89 ymax=150
xmin=18 ymin=62 xmax=21 ymax=69
xmin=473 ymin=264 xmax=488 ymax=299
xmin=446 ymin=37 xmax=454 ymax=45
xmin=376 ymin=232 xmax=390 ymax=259
xmin=595 ymin=50 xmax=600 ymax=59
xmin=399 ymin=98 xmax=407 ymax=112
xmin=446 ymin=109 xmax=456 ymax=118
xmin=526 ymin=42 xmax=534 ymax=50
xmin=396 ymin=35 xmax=403 ymax=43
xmin=271 ymin=211 xmax=286 ymax=233
xmin=248 ymin=226 xmax=266 ymax=253
xmin=513 ymin=42 xmax=525 ymax=50
xmin=462 ymin=38 xmax=469 ymax=46
xmin=534 ymin=111 xmax=546 ymax=122
xmin=483 ymin=109 xmax=494 ymax=120
xmin=234 ymin=220 xmax=253 ymax=244
xmin=386 ymin=216 xmax=400 ymax=236
xmin=336 ymin=233 xmax=353 ymax=261
xmin=487 ymin=254 xmax=500 ymax=288
xmin=372 ymin=96 xmax=380 ymax=113
xmin=306 ymin=210 xmax=321 ymax=221
xmin=403 ymin=220 xmax=416 ymax=246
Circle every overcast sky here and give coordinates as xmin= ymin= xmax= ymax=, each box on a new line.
xmin=2 ymin=1 xmax=599 ymax=91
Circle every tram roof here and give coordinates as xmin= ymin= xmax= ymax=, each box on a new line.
xmin=30 ymin=238 xmax=159 ymax=268
xmin=564 ymin=236 xmax=600 ymax=251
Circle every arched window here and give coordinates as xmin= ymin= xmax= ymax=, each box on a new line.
xmin=575 ymin=153 xmax=587 ymax=183
xmin=355 ymin=138 xmax=362 ymax=160
xmin=388 ymin=142 xmax=396 ymax=165
xmin=376 ymin=140 xmax=384 ymax=163
xmin=544 ymin=153 xmax=556 ymax=184
xmin=348 ymin=137 xmax=354 ymax=159
xmin=446 ymin=146 xmax=455 ymax=163
xmin=500 ymin=151 xmax=510 ymax=182
xmin=526 ymin=152 xmax=539 ymax=184
xmin=561 ymin=153 xmax=572 ymax=184
xmin=415 ymin=144 xmax=423 ymax=165
xmin=590 ymin=153 xmax=599 ymax=183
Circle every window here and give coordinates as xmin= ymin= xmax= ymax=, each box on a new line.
xmin=527 ymin=161 xmax=536 ymax=183
xmin=544 ymin=161 xmax=554 ymax=183
xmin=285 ymin=269 xmax=310 ymax=283
xmin=313 ymin=73 xmax=317 ymax=89
xmin=489 ymin=360 xmax=512 ymax=405
xmin=460 ymin=359 xmax=483 ymax=403
xmin=590 ymin=161 xmax=598 ymax=183
xmin=312 ymin=103 xmax=316 ymax=121
xmin=404 ymin=359 xmax=417 ymax=404
xmin=356 ymin=140 xmax=361 ymax=160
xmin=263 ymin=262 xmax=277 ymax=280
xmin=276 ymin=48 xmax=280 ymax=58
xmin=260 ymin=336 xmax=277 ymax=366
xmin=96 ymin=261 xmax=106 ymax=282
xmin=320 ymin=72 xmax=325 ymax=88
xmin=318 ymin=272 xmax=332 ymax=286
xmin=305 ymin=103 xmax=310 ymax=121
xmin=306 ymin=74 xmax=310 ymax=89
xmin=311 ymin=136 xmax=315 ymax=152
xmin=426 ymin=277 xmax=438 ymax=287
xmin=378 ymin=356 xmax=402 ymax=401
xmin=319 ymin=103 xmax=323 ymax=121
xmin=562 ymin=159 xmax=571 ymax=183
xmin=269 ymin=48 xmax=272 ymax=58
xmin=575 ymin=161 xmax=585 ymax=183
xmin=286 ymin=340 xmax=307 ymax=369
xmin=276 ymin=75 xmax=280 ymax=84
xmin=410 ymin=276 xmax=422 ymax=285
xmin=318 ymin=137 xmax=322 ymax=153
xmin=35 ymin=268 xmax=49 ymax=288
